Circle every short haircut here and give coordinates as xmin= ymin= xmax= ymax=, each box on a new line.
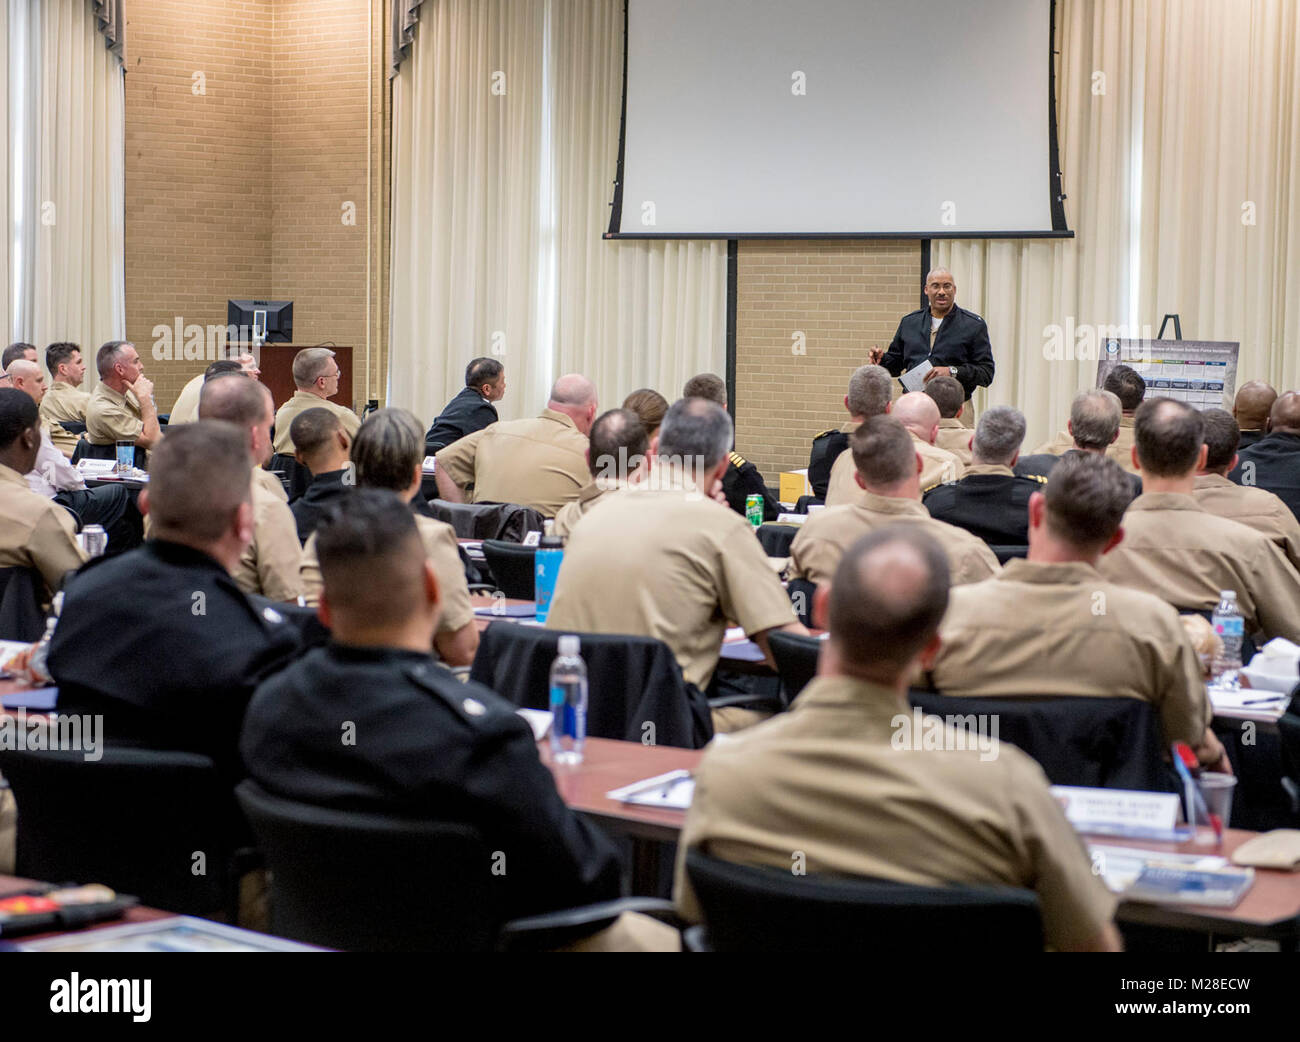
xmin=292 ymin=347 xmax=337 ymax=388
xmin=849 ymin=415 xmax=916 ymax=487
xmin=923 ymin=374 xmax=965 ymax=419
xmin=315 ymin=489 xmax=427 ymax=627
xmin=146 ymin=422 xmax=253 ymax=542
xmin=587 ymin=408 xmax=648 ymax=480
xmin=1069 ymin=389 xmax=1122 ymax=451
xmin=0 ymin=387 xmax=41 ymax=448
xmin=204 ymin=358 xmax=243 ymax=381
xmin=657 ymin=397 xmax=733 ymax=471
xmin=622 ymin=388 xmax=669 ymax=437
xmin=682 ymin=373 xmax=727 ymax=407
xmin=972 ymin=406 xmax=1026 ymax=465
xmin=846 ymin=364 xmax=893 ymax=419
xmin=2 ymin=343 xmax=35 ymax=368
xmin=1200 ymin=408 xmax=1241 ymax=471
xmin=198 ymin=373 xmax=271 ymax=428
xmin=96 ymin=340 xmax=134 ymax=379
xmin=44 ymin=342 xmax=80 ymax=375
xmin=351 ymin=407 xmax=423 ymax=491
xmin=289 ymin=407 xmax=343 ymax=459
xmin=1042 ymin=452 xmax=1134 ymax=551
xmin=829 ymin=526 xmax=950 ymax=674
xmin=465 ymin=357 xmax=503 ymax=388
xmin=1103 ymin=364 xmax=1146 ymax=411
xmin=1270 ymin=391 xmax=1300 ymax=434
xmin=1134 ymin=397 xmax=1205 ymax=477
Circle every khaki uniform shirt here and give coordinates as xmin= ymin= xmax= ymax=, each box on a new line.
xmin=299 ymin=514 xmax=473 ymax=636
xmin=934 ymin=418 xmax=974 ymax=468
xmin=790 ymin=492 xmax=999 ymax=587
xmin=272 ymin=391 xmax=361 ymax=455
xmin=1032 ymin=429 xmax=1074 ymax=456
xmin=1193 ymin=472 xmax=1300 ymax=573
xmin=1105 ymin=415 xmax=1138 ymax=473
xmin=232 ymin=473 xmax=304 ymax=602
xmin=545 ymin=485 xmax=797 ymax=690
xmin=672 ymin=674 xmax=1117 ymax=951
xmin=552 ymin=481 xmax=619 ymax=540
xmin=0 ymin=463 xmax=87 ymax=596
xmin=435 ymin=409 xmax=589 ymax=518
xmin=1097 ymin=492 xmax=1300 ymax=642
xmin=85 ymin=383 xmax=145 ymax=446
xmin=253 ymin=465 xmax=289 ymax=504
xmin=166 ymin=373 xmax=204 ymax=426
xmin=39 ymin=381 xmax=91 ymax=458
xmin=931 ymin=559 xmax=1210 ymax=747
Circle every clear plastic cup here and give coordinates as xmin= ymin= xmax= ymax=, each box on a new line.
xmin=1198 ymin=773 xmax=1237 ymax=830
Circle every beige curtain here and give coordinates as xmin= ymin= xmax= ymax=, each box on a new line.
xmin=389 ymin=0 xmax=727 ymax=427
xmin=389 ymin=0 xmax=548 ymax=425
xmin=550 ymin=0 xmax=726 ymax=411
xmin=7 ymin=0 xmax=125 ymax=359
xmin=938 ymin=0 xmax=1300 ymax=448
xmin=2 ymin=0 xmax=10 ymax=340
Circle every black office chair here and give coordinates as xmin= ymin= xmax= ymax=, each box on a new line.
xmin=0 ymin=746 xmax=254 ymax=918
xmin=787 ymin=576 xmax=817 ymax=627
xmin=683 ymin=849 xmax=1042 ymax=952
xmin=988 ymin=544 xmax=1029 ymax=564
xmin=0 ymin=565 xmax=47 ymax=641
xmin=481 ymin=539 xmax=536 ymax=599
xmin=425 ymin=499 xmax=544 ymax=542
xmin=70 ymin=438 xmax=147 ymax=469
xmin=908 ymin=689 xmax=1176 ymax=792
xmin=470 ymin=623 xmax=713 ymax=747
xmin=267 ymin=453 xmax=311 ymax=501
xmin=767 ymin=630 xmax=822 ymax=705
xmin=793 ymin=495 xmax=824 ymax=514
xmin=236 ymin=781 xmax=679 ymax=952
xmin=1278 ymin=687 xmax=1300 ymax=810
xmin=57 ymin=420 xmax=87 ymax=436
xmin=756 ymin=523 xmax=799 ymax=558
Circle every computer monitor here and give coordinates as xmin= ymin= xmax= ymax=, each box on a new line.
xmin=227 ymin=300 xmax=293 ymax=344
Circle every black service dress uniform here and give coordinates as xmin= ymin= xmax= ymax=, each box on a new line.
xmin=722 ymin=451 xmax=779 ymax=521
xmin=922 ymin=466 xmax=1046 ymax=545
xmin=881 ymin=304 xmax=995 ymax=403
xmin=424 ymin=386 xmax=499 ymax=455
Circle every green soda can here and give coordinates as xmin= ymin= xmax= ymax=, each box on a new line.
xmin=745 ymin=493 xmax=763 ymax=527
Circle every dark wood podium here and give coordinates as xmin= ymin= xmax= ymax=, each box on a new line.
xmin=244 ymin=343 xmax=355 ymax=413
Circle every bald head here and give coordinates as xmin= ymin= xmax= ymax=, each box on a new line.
xmin=1270 ymin=391 xmax=1300 ymax=435
xmin=1234 ymin=380 xmax=1277 ymax=431
xmin=892 ymin=392 xmax=941 ymax=444
xmin=827 ymin=527 xmax=949 ymax=680
xmin=6 ymin=359 xmax=45 ymax=404
xmin=548 ymin=373 xmax=598 ymax=434
xmin=199 ymin=374 xmax=274 ymax=466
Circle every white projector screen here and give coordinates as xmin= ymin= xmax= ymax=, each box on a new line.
xmin=610 ymin=0 xmax=1066 ymax=238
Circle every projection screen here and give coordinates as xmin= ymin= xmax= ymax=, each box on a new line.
xmin=609 ymin=0 xmax=1067 ymax=238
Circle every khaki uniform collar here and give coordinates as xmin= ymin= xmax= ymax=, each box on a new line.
xmin=1194 ymin=473 xmax=1233 ymax=490
xmin=964 ymin=463 xmax=1014 ymax=477
xmin=795 ymin=674 xmax=910 ymax=727
xmin=840 ymin=419 xmax=860 ymax=434
xmin=998 ymin=557 xmax=1100 ymax=585
xmin=1128 ymin=491 xmax=1203 ymax=512
xmin=1120 ymin=414 xmax=1136 ymax=427
xmin=855 ymin=491 xmax=926 ymax=518
xmin=0 ymin=462 xmax=28 ymax=488
xmin=51 ymin=380 xmax=80 ymax=393
xmin=938 ymin=418 xmax=965 ymax=429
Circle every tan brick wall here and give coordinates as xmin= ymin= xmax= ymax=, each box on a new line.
xmin=124 ymin=0 xmax=388 ymax=413
xmin=735 ymin=240 xmax=921 ymax=480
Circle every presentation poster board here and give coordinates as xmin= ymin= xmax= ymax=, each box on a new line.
xmin=1096 ymin=339 xmax=1239 ymax=411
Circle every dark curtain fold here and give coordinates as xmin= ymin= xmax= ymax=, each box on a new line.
xmin=92 ymin=0 xmax=125 ymax=63
xmin=390 ymin=0 xmax=426 ymax=77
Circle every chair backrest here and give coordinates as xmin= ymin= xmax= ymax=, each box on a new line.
xmin=0 ymin=745 xmax=243 ymax=914
xmin=793 ymin=495 xmax=824 ymax=513
xmin=1277 ymin=686 xmax=1300 ymax=788
xmin=468 ymin=623 xmax=712 ymax=747
xmin=267 ymin=453 xmax=311 ymax=501
xmin=685 ymin=849 xmax=1042 ymax=952
xmin=0 ymin=565 xmax=47 ymax=641
xmin=425 ymin=499 xmax=544 ymax=541
xmin=909 ymin=690 xmax=1176 ymax=792
xmin=988 ymin=544 xmax=1029 ymax=564
xmin=481 ymin=539 xmax=536 ymax=599
xmin=235 ymin=780 xmax=499 ymax=951
xmin=786 ymin=577 xmax=817 ymax=627
xmin=71 ymin=438 xmax=147 ymax=469
xmin=756 ymin=523 xmax=799 ymax=558
xmin=58 ymin=419 xmax=87 ymax=435
xmin=767 ymin=630 xmax=822 ymax=704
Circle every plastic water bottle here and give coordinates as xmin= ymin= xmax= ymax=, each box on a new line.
xmin=534 ymin=520 xmax=564 ymax=624
xmin=548 ymin=634 xmax=587 ymax=764
xmin=1211 ymin=590 xmax=1244 ymax=689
